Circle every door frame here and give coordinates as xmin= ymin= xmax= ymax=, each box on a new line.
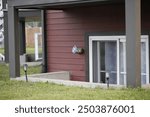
xmin=89 ymin=35 xmax=149 ymax=85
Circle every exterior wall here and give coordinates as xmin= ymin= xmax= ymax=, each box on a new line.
xmin=25 ymin=27 xmax=41 ymax=47
xmin=0 ymin=0 xmax=4 ymax=48
xmin=141 ymin=2 xmax=150 ymax=32
xmin=46 ymin=4 xmax=125 ymax=81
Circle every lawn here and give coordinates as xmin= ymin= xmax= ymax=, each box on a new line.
xmin=0 ymin=63 xmax=42 ymax=81
xmin=0 ymin=47 xmax=42 ymax=55
xmin=26 ymin=47 xmax=42 ymax=54
xmin=0 ymin=48 xmax=4 ymax=54
xmin=0 ymin=63 xmax=150 ymax=100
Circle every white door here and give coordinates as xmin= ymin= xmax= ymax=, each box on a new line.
xmin=89 ymin=36 xmax=149 ymax=85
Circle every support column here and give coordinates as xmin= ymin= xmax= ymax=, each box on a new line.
xmin=8 ymin=5 xmax=20 ymax=78
xmin=41 ymin=10 xmax=47 ymax=73
xmin=19 ymin=18 xmax=26 ymax=55
xmin=3 ymin=0 xmax=9 ymax=63
xmin=125 ymin=0 xmax=141 ymax=87
xmin=4 ymin=10 xmax=9 ymax=63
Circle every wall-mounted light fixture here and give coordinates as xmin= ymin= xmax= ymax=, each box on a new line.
xmin=23 ymin=64 xmax=28 ymax=82
xmin=72 ymin=45 xmax=84 ymax=54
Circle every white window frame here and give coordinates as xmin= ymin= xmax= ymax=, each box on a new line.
xmin=89 ymin=35 xmax=149 ymax=85
xmin=34 ymin=33 xmax=42 ymax=61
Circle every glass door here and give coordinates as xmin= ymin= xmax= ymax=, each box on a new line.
xmin=89 ymin=36 xmax=119 ymax=84
xmin=119 ymin=39 xmax=126 ymax=85
xmin=119 ymin=37 xmax=149 ymax=85
xmin=92 ymin=41 xmax=118 ymax=84
xmin=89 ymin=36 xmax=149 ymax=85
xmin=141 ymin=39 xmax=149 ymax=84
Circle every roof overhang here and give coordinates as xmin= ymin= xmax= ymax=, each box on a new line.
xmin=19 ymin=9 xmax=41 ymax=18
xmin=8 ymin=0 xmax=124 ymax=9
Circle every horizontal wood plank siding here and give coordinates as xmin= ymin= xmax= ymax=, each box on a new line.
xmin=46 ymin=4 xmax=125 ymax=81
xmin=142 ymin=2 xmax=150 ymax=32
xmin=47 ymin=41 xmax=84 ymax=47
xmin=49 ymin=58 xmax=84 ymax=65
xmin=48 ymin=53 xmax=84 ymax=59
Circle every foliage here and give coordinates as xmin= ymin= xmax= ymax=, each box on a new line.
xmin=0 ymin=63 xmax=42 ymax=81
xmin=26 ymin=47 xmax=42 ymax=54
xmin=0 ymin=80 xmax=150 ymax=100
xmin=0 ymin=63 xmax=9 ymax=81
xmin=0 ymin=48 xmax=4 ymax=54
xmin=0 ymin=64 xmax=150 ymax=100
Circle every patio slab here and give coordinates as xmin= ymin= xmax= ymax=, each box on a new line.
xmin=12 ymin=72 xmax=125 ymax=89
xmin=27 ymin=71 xmax=70 ymax=80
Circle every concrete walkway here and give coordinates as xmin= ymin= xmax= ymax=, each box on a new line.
xmin=12 ymin=74 xmax=150 ymax=89
xmin=13 ymin=73 xmax=125 ymax=89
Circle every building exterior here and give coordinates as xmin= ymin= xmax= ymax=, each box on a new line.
xmin=1 ymin=0 xmax=41 ymax=62
xmin=7 ymin=0 xmax=150 ymax=88
xmin=0 ymin=0 xmax=4 ymax=48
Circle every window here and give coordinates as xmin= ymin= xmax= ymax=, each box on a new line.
xmin=89 ymin=36 xmax=149 ymax=85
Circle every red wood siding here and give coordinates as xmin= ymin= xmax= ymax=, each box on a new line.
xmin=46 ymin=4 xmax=125 ymax=81
xmin=141 ymin=2 xmax=150 ymax=31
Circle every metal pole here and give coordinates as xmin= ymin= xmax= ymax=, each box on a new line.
xmin=106 ymin=77 xmax=109 ymax=89
xmin=106 ymin=72 xmax=109 ymax=89
xmin=25 ymin=71 xmax=28 ymax=82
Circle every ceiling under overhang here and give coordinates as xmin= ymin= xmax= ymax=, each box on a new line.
xmin=8 ymin=0 xmax=124 ymax=9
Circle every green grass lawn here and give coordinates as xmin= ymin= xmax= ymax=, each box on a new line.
xmin=0 ymin=47 xmax=42 ymax=55
xmin=26 ymin=47 xmax=42 ymax=54
xmin=26 ymin=47 xmax=35 ymax=54
xmin=0 ymin=48 xmax=4 ymax=54
xmin=0 ymin=64 xmax=150 ymax=100
xmin=0 ymin=63 xmax=42 ymax=81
